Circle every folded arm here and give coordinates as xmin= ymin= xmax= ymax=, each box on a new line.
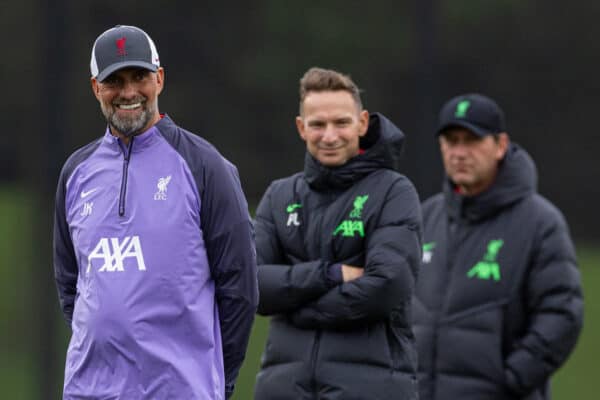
xmin=254 ymin=184 xmax=334 ymax=315
xmin=290 ymin=180 xmax=422 ymax=329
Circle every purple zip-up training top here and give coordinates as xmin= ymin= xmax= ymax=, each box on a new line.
xmin=53 ymin=115 xmax=258 ymax=399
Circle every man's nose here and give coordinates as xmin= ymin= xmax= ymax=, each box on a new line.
xmin=119 ymin=80 xmax=137 ymax=98
xmin=321 ymin=124 xmax=338 ymax=142
xmin=450 ymin=142 xmax=469 ymax=157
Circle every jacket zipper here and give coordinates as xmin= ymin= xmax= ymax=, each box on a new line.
xmin=310 ymin=200 xmax=323 ymax=394
xmin=431 ymin=217 xmax=461 ymax=400
xmin=118 ymin=138 xmax=134 ymax=217
xmin=309 ymin=330 xmax=322 ymax=394
xmin=308 ymin=188 xmax=331 ymax=395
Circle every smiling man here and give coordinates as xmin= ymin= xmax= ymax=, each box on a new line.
xmin=253 ymin=67 xmax=422 ymax=399
xmin=53 ymin=25 xmax=258 ymax=399
xmin=412 ymin=93 xmax=583 ymax=400
xmin=92 ymin=66 xmax=163 ymax=141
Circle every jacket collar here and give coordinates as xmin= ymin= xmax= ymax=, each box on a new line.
xmin=102 ymin=115 xmax=176 ymax=153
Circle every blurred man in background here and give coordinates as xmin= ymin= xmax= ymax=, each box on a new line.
xmin=253 ymin=67 xmax=422 ymax=399
xmin=412 ymin=93 xmax=583 ymax=399
xmin=53 ymin=25 xmax=257 ymax=399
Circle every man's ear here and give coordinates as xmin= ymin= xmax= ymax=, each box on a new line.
xmin=296 ymin=116 xmax=306 ymax=141
xmin=91 ymin=77 xmax=100 ymax=101
xmin=155 ymin=67 xmax=165 ymax=95
xmin=495 ymin=132 xmax=510 ymax=160
xmin=358 ymin=110 xmax=369 ymax=137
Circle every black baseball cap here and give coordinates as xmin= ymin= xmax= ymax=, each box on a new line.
xmin=437 ymin=93 xmax=506 ymax=137
xmin=90 ymin=25 xmax=160 ymax=82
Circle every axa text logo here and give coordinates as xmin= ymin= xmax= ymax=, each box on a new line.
xmin=333 ymin=220 xmax=365 ymax=237
xmin=333 ymin=194 xmax=369 ymax=238
xmin=86 ymin=235 xmax=147 ymax=273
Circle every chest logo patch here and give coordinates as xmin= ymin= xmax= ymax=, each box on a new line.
xmin=286 ymin=203 xmax=302 ymax=226
xmin=80 ymin=201 xmax=93 ymax=217
xmin=455 ymin=100 xmax=471 ymax=118
xmin=333 ymin=195 xmax=369 ymax=238
xmin=86 ymin=235 xmax=147 ymax=273
xmin=154 ymin=175 xmax=172 ymax=201
xmin=422 ymin=242 xmax=436 ymax=263
xmin=80 ymin=187 xmax=98 ymax=199
xmin=467 ymin=239 xmax=504 ymax=281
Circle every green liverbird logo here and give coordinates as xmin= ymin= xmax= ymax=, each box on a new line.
xmin=455 ymin=100 xmax=471 ymax=118
xmin=467 ymin=239 xmax=504 ymax=281
xmin=333 ymin=194 xmax=369 ymax=237
xmin=349 ymin=195 xmax=369 ymax=218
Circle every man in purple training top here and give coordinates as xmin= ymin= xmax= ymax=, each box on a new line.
xmin=53 ymin=25 xmax=258 ymax=399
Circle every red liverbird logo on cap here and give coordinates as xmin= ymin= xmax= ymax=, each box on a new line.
xmin=116 ymin=37 xmax=127 ymax=56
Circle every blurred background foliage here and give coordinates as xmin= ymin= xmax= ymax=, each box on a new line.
xmin=1 ymin=1 xmax=597 ymax=398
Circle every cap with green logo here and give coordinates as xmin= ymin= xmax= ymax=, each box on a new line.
xmin=436 ymin=93 xmax=506 ymax=137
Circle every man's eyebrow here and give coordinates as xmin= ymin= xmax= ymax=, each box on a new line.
xmin=101 ymin=74 xmax=120 ymax=83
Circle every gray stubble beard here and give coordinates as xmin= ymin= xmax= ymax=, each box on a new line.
xmin=102 ymin=99 xmax=158 ymax=137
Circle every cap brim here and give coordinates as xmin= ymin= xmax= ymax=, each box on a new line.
xmin=437 ymin=120 xmax=494 ymax=137
xmin=95 ymin=61 xmax=158 ymax=82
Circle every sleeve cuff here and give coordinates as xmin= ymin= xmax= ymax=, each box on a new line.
xmin=326 ymin=263 xmax=343 ymax=286
xmin=225 ymin=383 xmax=234 ymax=399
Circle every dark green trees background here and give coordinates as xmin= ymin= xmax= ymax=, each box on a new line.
xmin=1 ymin=1 xmax=598 ymax=398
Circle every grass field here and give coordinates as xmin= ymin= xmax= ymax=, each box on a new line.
xmin=0 ymin=188 xmax=35 ymax=400
xmin=0 ymin=186 xmax=597 ymax=399
xmin=551 ymin=246 xmax=599 ymax=398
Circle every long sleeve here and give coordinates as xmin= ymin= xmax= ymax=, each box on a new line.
xmin=201 ymin=159 xmax=259 ymax=399
xmin=504 ymin=206 xmax=583 ymax=396
xmin=53 ymin=164 xmax=78 ymax=326
xmin=290 ymin=179 xmax=422 ymax=329
xmin=255 ymin=183 xmax=333 ymax=316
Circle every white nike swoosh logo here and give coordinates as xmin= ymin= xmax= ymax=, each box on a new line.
xmin=80 ymin=188 xmax=98 ymax=198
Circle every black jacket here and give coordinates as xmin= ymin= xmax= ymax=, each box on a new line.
xmin=412 ymin=144 xmax=583 ymax=400
xmin=254 ymin=113 xmax=422 ymax=400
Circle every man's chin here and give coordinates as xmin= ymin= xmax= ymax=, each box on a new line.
xmin=109 ymin=122 xmax=144 ymax=137
xmin=452 ymin=179 xmax=473 ymax=187
xmin=318 ymin=158 xmax=346 ymax=167
xmin=109 ymin=116 xmax=149 ymax=137
xmin=315 ymin=150 xmax=347 ymax=166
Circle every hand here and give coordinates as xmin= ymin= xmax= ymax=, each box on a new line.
xmin=341 ymin=264 xmax=364 ymax=282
